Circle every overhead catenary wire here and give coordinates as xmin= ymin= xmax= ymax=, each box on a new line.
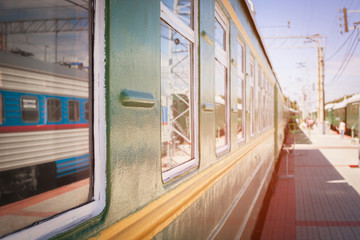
xmin=327 ymin=32 xmax=359 ymax=86
xmin=326 ymin=30 xmax=360 ymax=87
xmin=325 ymin=29 xmax=355 ymax=61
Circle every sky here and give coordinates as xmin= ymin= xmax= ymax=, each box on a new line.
xmin=251 ymin=0 xmax=360 ymax=113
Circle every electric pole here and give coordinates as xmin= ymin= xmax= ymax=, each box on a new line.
xmin=340 ymin=7 xmax=360 ymax=33
xmin=262 ymin=32 xmax=326 ymax=133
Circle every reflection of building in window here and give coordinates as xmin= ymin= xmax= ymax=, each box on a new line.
xmin=215 ymin=2 xmax=229 ymax=155
xmin=21 ymin=97 xmax=39 ymax=123
xmin=160 ymin=0 xmax=198 ymax=182
xmin=47 ymin=99 xmax=62 ymax=122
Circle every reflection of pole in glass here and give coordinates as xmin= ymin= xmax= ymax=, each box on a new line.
xmin=44 ymin=45 xmax=49 ymax=62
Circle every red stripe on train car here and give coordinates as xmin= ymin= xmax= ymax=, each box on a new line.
xmin=0 ymin=124 xmax=89 ymax=133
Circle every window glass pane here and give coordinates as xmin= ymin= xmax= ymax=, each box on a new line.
xmin=237 ymin=77 xmax=244 ymax=140
xmin=162 ymin=0 xmax=192 ymax=28
xmin=250 ymin=86 xmax=254 ymax=135
xmin=237 ymin=42 xmax=244 ymax=76
xmin=258 ymin=67 xmax=261 ymax=88
xmin=47 ymin=99 xmax=62 ymax=122
xmin=250 ymin=56 xmax=254 ymax=79
xmin=0 ymin=0 xmax=91 ymax=237
xmin=215 ymin=19 xmax=225 ymax=50
xmin=161 ymin=21 xmax=193 ymax=172
xmin=257 ymin=67 xmax=261 ymax=132
xmin=69 ymin=100 xmax=80 ymax=121
xmin=215 ymin=60 xmax=227 ymax=149
xmin=85 ymin=101 xmax=89 ymax=121
xmin=263 ymin=94 xmax=266 ymax=129
xmin=0 ymin=94 xmax=3 ymax=124
xmin=21 ymin=97 xmax=39 ymax=122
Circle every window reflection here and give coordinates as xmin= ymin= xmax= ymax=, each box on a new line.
xmin=161 ymin=0 xmax=193 ymax=28
xmin=237 ymin=78 xmax=244 ymax=140
xmin=0 ymin=0 xmax=91 ymax=237
xmin=258 ymin=67 xmax=262 ymax=132
xmin=161 ymin=21 xmax=193 ymax=173
xmin=215 ymin=60 xmax=227 ymax=149
xmin=215 ymin=20 xmax=225 ymax=50
xmin=249 ymin=56 xmax=255 ymax=135
xmin=47 ymin=99 xmax=62 ymax=122
xmin=237 ymin=41 xmax=244 ymax=141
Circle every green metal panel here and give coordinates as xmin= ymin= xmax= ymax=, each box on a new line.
xmin=105 ymin=0 xmax=164 ymax=225
xmin=199 ymin=0 xmax=216 ymax=169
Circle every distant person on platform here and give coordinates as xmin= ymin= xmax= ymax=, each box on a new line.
xmin=339 ymin=121 xmax=346 ymax=140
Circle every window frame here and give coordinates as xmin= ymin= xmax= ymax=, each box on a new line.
xmin=9 ymin=1 xmax=106 ymax=239
xmin=236 ymin=36 xmax=245 ymax=143
xmin=215 ymin=2 xmax=230 ymax=156
xmin=160 ymin=0 xmax=199 ymax=183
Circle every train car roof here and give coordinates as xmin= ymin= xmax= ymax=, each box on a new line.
xmin=325 ymin=103 xmax=334 ymax=110
xmin=243 ymin=0 xmax=283 ymax=95
xmin=346 ymin=93 xmax=360 ymax=104
xmin=333 ymin=100 xmax=347 ymax=109
xmin=0 ymin=51 xmax=88 ymax=80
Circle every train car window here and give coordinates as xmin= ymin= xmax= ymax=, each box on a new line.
xmin=237 ymin=39 xmax=245 ymax=142
xmin=160 ymin=0 xmax=198 ymax=182
xmin=249 ymin=55 xmax=255 ymax=136
xmin=257 ymin=66 xmax=262 ymax=133
xmin=262 ymin=73 xmax=266 ymax=130
xmin=0 ymin=0 xmax=94 ymax=238
xmin=68 ymin=100 xmax=80 ymax=121
xmin=161 ymin=0 xmax=193 ymax=29
xmin=0 ymin=94 xmax=3 ymax=125
xmin=21 ymin=97 xmax=40 ymax=123
xmin=215 ymin=3 xmax=229 ymax=155
xmin=47 ymin=99 xmax=62 ymax=122
xmin=215 ymin=20 xmax=226 ymax=50
xmin=85 ymin=101 xmax=89 ymax=121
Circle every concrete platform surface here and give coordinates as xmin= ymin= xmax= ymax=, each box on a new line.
xmin=259 ymin=126 xmax=360 ymax=240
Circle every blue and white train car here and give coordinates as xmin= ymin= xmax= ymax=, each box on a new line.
xmin=0 ymin=52 xmax=91 ymax=202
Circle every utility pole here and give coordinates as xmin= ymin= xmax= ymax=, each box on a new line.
xmin=317 ymin=45 xmax=325 ymax=130
xmin=340 ymin=7 xmax=360 ymax=33
xmin=343 ymin=8 xmax=349 ymax=32
xmin=262 ymin=32 xmax=326 ymax=133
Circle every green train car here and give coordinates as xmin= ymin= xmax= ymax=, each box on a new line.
xmin=346 ymin=95 xmax=360 ymax=136
xmin=325 ymin=104 xmax=334 ymax=125
xmin=325 ymin=94 xmax=360 ymax=136
xmin=0 ymin=0 xmax=289 ymax=239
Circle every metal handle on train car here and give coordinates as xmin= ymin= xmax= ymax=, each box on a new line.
xmin=200 ymin=31 xmax=214 ymax=46
xmin=202 ymin=103 xmax=215 ymax=112
xmin=120 ymin=89 xmax=155 ymax=108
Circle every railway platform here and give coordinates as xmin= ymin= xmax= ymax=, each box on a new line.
xmin=255 ymin=125 xmax=360 ymax=240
